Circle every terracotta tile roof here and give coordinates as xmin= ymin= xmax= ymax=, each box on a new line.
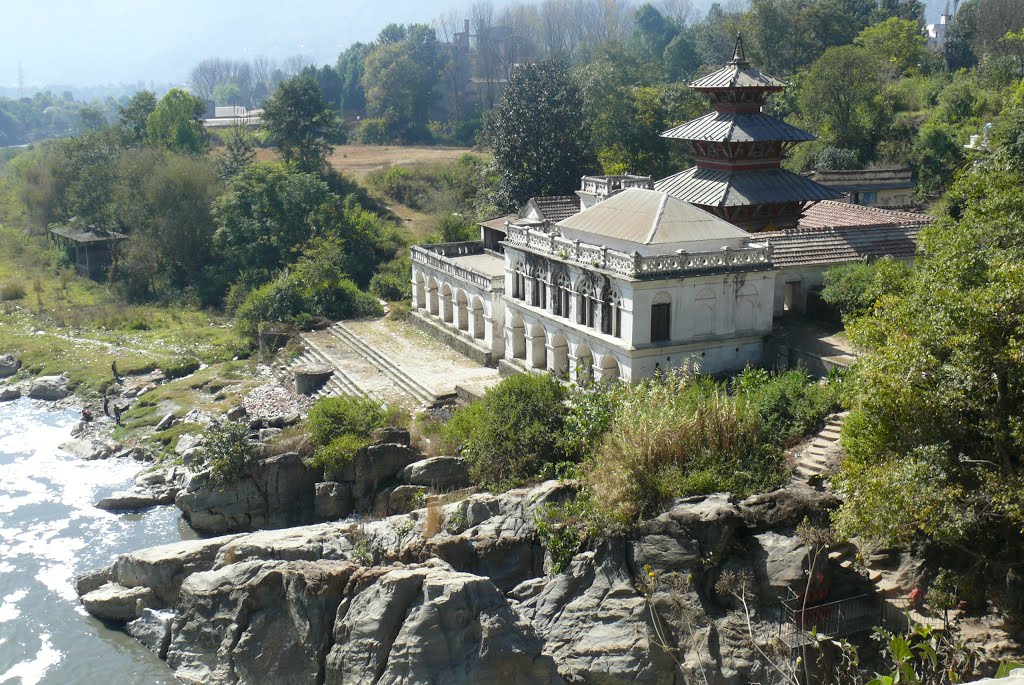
xmin=528 ymin=196 xmax=581 ymax=222
xmin=798 ymin=200 xmax=933 ymax=229
xmin=759 ymin=202 xmax=934 ymax=268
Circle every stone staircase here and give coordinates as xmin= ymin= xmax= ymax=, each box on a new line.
xmin=792 ymin=411 xmax=848 ymax=483
xmin=277 ymin=322 xmax=440 ymax=407
xmin=325 ymin=322 xmax=437 ymax=405
xmin=276 ymin=336 xmax=366 ymax=400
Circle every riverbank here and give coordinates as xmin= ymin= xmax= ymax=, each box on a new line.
xmin=0 ymin=397 xmax=192 ymax=684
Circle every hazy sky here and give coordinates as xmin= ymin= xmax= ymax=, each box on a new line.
xmin=1 ymin=0 xmax=473 ymax=87
xmin=3 ymin=0 xmax=950 ymax=89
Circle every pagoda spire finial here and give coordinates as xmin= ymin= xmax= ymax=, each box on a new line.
xmin=731 ymin=33 xmax=746 ymax=64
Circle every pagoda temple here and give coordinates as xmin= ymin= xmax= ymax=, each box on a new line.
xmin=655 ymin=35 xmax=843 ymax=231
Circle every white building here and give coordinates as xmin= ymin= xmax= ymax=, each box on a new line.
xmin=411 ymin=185 xmax=776 ymax=382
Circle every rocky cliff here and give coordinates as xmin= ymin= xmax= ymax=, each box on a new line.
xmin=78 ymin=481 xmax=842 ymax=685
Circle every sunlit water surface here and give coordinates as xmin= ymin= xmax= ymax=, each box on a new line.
xmin=0 ymin=398 xmax=194 ymax=684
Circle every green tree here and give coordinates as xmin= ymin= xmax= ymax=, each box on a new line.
xmin=117 ymin=90 xmax=157 ymax=146
xmin=78 ymin=105 xmax=107 ymax=132
xmin=854 ymin=17 xmax=929 ymax=78
xmin=146 ymin=88 xmax=207 ymax=155
xmin=834 ymin=166 xmax=1024 ymax=604
xmin=218 ymin=125 xmax=256 ymax=180
xmin=212 ymin=82 xmax=244 ymax=106
xmin=212 ymin=162 xmax=337 ymax=287
xmin=261 ymin=75 xmax=335 ymax=174
xmin=336 ymin=43 xmax=372 ymax=116
xmin=797 ymin=45 xmax=886 ymax=152
xmin=361 ymin=25 xmax=443 ymax=142
xmin=486 ymin=61 xmax=597 ymax=211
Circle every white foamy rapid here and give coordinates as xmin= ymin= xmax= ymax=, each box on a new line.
xmin=0 ymin=398 xmax=191 ymax=684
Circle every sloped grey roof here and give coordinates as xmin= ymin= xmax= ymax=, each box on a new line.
xmin=661 ymin=111 xmax=816 ymax=143
xmin=50 ymin=226 xmax=127 ymax=243
xmin=479 ymin=213 xmax=518 ymax=231
xmin=689 ymin=62 xmax=788 ymax=90
xmin=655 ymin=167 xmax=844 ymax=207
xmin=557 ymin=187 xmax=749 ymax=245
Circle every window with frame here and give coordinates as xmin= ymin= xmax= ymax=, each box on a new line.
xmin=650 ymin=302 xmax=671 ymax=342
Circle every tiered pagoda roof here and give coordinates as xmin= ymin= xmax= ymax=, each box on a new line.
xmin=654 ymin=35 xmax=842 ymax=231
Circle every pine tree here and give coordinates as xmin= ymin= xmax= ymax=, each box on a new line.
xmin=219 ymin=125 xmax=256 ymax=181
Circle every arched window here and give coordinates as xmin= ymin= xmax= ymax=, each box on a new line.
xmin=601 ymin=289 xmax=622 ymax=338
xmin=554 ymin=273 xmax=571 ymax=318
xmin=530 ymin=266 xmax=547 ymax=309
xmin=512 ymin=262 xmax=526 ymax=301
xmin=577 ymin=282 xmax=596 ymax=329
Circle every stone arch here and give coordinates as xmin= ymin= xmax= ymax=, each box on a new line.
xmin=694 ymin=287 xmax=716 ymax=337
xmin=573 ymin=342 xmax=593 ymax=384
xmin=427 ymin=277 xmax=439 ymax=315
xmin=471 ymin=296 xmax=486 ymax=340
xmin=736 ymin=283 xmax=758 ymax=332
xmin=456 ymin=289 xmax=469 ymax=331
xmin=414 ymin=271 xmax=426 ymax=310
xmin=528 ymin=323 xmax=547 ymax=369
xmin=509 ymin=314 xmax=527 ymax=359
xmin=441 ymin=283 xmax=454 ymax=324
xmin=597 ymin=353 xmax=620 ymax=382
xmin=549 ymin=331 xmax=569 ymax=379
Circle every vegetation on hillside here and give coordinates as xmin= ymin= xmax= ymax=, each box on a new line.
xmin=440 ymin=367 xmax=840 ymax=525
xmin=828 ymin=98 xmax=1024 ymax=611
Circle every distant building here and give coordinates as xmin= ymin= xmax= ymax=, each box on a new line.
xmin=806 ymin=167 xmax=916 ymax=208
xmin=202 ymin=103 xmax=263 ymax=129
xmin=925 ymin=11 xmax=951 ymax=50
xmin=49 ymin=221 xmax=127 ymax=280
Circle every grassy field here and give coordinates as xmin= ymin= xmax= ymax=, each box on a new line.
xmin=254 ymin=144 xmax=483 ymax=181
xmin=256 ymin=143 xmax=491 ymax=241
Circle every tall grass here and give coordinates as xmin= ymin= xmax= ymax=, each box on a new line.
xmin=585 ymin=370 xmax=787 ymax=527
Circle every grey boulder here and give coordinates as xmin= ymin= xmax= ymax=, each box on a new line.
xmin=0 ymin=354 xmax=20 ymax=378
xmin=401 ymin=455 xmax=470 ymax=489
xmin=28 ymin=375 xmax=69 ymax=400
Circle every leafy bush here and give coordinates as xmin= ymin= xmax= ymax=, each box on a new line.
xmin=585 ymin=369 xmax=787 ymax=527
xmin=305 ymin=394 xmax=403 ymax=478
xmin=815 ymin=146 xmax=860 ymax=170
xmin=0 ymin=281 xmax=26 ymax=301
xmin=191 ymin=421 xmax=258 ymax=488
xmin=234 ymin=254 xmax=383 ymax=341
xmin=162 ymin=357 xmax=201 ymax=380
xmin=369 ymin=255 xmax=411 ymax=302
xmin=442 ymin=373 xmax=568 ymax=490
xmin=820 ymin=257 xmax=913 ymax=319
xmin=732 ymin=368 xmax=841 ymax=445
xmin=560 ymin=379 xmax=623 ymax=461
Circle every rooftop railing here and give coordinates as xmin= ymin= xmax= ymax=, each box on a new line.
xmin=411 ymin=243 xmax=504 ymax=291
xmin=503 ymin=222 xmax=772 ymax=279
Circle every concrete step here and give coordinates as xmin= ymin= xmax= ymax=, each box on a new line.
xmin=296 ymin=336 xmax=367 ymax=398
xmin=820 ymin=429 xmax=841 ymax=440
xmin=326 ymin=323 xmax=435 ymax=405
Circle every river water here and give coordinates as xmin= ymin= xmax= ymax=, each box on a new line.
xmin=0 ymin=398 xmax=193 ymax=684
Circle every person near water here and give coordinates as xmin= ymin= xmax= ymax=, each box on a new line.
xmin=111 ymin=360 xmax=120 ymax=382
xmin=102 ymin=395 xmax=109 ymax=417
xmin=113 ymin=403 xmax=122 ymax=426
